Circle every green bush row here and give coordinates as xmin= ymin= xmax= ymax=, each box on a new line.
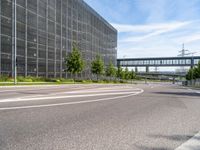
xmin=0 ymin=75 xmax=75 ymax=83
xmin=0 ymin=75 xmax=129 ymax=84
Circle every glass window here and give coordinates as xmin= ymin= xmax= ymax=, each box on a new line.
xmin=39 ymin=0 xmax=47 ymax=17
xmin=38 ymin=31 xmax=46 ymax=45
xmin=17 ymin=6 xmax=25 ymax=23
xmin=28 ymin=11 xmax=37 ymax=28
xmin=48 ymin=21 xmax=55 ymax=34
xmin=17 ymin=0 xmax=25 ymax=7
xmin=38 ymin=17 xmax=46 ymax=31
xmin=48 ymin=7 xmax=55 ymax=21
xmin=17 ymin=22 xmax=25 ymax=40
xmin=27 ymin=0 xmax=37 ymax=12
xmin=1 ymin=0 xmax=12 ymax=18
xmin=48 ymin=0 xmax=55 ymax=8
xmin=27 ymin=27 xmax=37 ymax=43
xmin=17 ymin=39 xmax=25 ymax=56
xmin=1 ymin=17 xmax=12 ymax=37
xmin=1 ymin=35 xmax=12 ymax=54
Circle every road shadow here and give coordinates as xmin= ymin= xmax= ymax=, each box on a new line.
xmin=149 ymin=134 xmax=193 ymax=142
xmin=135 ymin=133 xmax=199 ymax=150
xmin=17 ymin=92 xmax=48 ymax=95
xmin=135 ymin=145 xmax=172 ymax=150
xmin=153 ymin=92 xmax=200 ymax=97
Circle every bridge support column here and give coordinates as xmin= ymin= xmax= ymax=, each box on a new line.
xmin=135 ymin=67 xmax=138 ymax=73
xmin=146 ymin=66 xmax=149 ymax=73
xmin=173 ymin=76 xmax=175 ymax=84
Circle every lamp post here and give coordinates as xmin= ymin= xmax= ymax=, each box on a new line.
xmin=12 ymin=0 xmax=17 ymax=85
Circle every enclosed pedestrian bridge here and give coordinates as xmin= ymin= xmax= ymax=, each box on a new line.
xmin=117 ymin=56 xmax=200 ymax=68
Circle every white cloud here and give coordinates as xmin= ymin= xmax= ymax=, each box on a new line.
xmin=112 ymin=22 xmax=190 ymax=33
xmin=112 ymin=21 xmax=191 ymax=42
xmin=114 ymin=20 xmax=200 ymax=59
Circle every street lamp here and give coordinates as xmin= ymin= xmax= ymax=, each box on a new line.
xmin=12 ymin=0 xmax=17 ymax=85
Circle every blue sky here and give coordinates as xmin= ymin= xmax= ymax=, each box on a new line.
xmin=84 ymin=0 xmax=200 ymax=59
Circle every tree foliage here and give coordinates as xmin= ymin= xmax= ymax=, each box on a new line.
xmin=65 ymin=43 xmax=84 ymax=77
xmin=124 ymin=67 xmax=130 ymax=80
xmin=117 ymin=66 xmax=124 ymax=79
xmin=186 ymin=61 xmax=200 ymax=80
xmin=91 ymin=55 xmax=104 ymax=80
xmin=129 ymin=69 xmax=136 ymax=80
xmin=106 ymin=61 xmax=116 ymax=78
xmin=116 ymin=67 xmax=137 ymax=80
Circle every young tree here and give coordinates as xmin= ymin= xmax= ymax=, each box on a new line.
xmin=186 ymin=61 xmax=200 ymax=80
xmin=117 ymin=66 xmax=123 ymax=79
xmin=91 ymin=55 xmax=104 ymax=81
xmin=65 ymin=43 xmax=84 ymax=80
xmin=106 ymin=61 xmax=116 ymax=81
xmin=124 ymin=67 xmax=130 ymax=80
xmin=196 ymin=61 xmax=200 ymax=78
xmin=129 ymin=69 xmax=136 ymax=80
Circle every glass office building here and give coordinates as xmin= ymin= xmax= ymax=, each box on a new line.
xmin=0 ymin=0 xmax=117 ymax=79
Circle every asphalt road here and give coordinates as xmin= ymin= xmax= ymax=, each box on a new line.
xmin=0 ymin=83 xmax=200 ymax=150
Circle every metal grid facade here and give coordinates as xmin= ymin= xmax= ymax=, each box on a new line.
xmin=0 ymin=0 xmax=117 ymax=78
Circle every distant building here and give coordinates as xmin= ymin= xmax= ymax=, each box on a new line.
xmin=0 ymin=0 xmax=117 ymax=78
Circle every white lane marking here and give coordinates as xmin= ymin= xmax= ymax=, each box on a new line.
xmin=49 ymin=88 xmax=142 ymax=95
xmin=175 ymin=131 xmax=200 ymax=150
xmin=0 ymin=86 xmax=140 ymax=101
xmin=20 ymin=88 xmax=141 ymax=99
xmin=0 ymin=89 xmax=144 ymax=110
xmin=0 ymin=91 xmax=142 ymax=103
xmin=0 ymin=85 xmax=129 ymax=94
xmin=0 ymin=86 xmax=89 ymax=93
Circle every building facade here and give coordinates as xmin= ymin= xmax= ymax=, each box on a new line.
xmin=0 ymin=0 xmax=117 ymax=79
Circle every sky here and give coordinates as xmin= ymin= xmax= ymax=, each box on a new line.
xmin=84 ymin=0 xmax=200 ymax=59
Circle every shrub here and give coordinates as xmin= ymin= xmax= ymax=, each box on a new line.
xmin=17 ymin=76 xmax=25 ymax=82
xmin=0 ymin=75 xmax=10 ymax=82
xmin=23 ymin=78 xmax=33 ymax=82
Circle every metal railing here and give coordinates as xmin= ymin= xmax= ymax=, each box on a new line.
xmin=183 ymin=79 xmax=200 ymax=87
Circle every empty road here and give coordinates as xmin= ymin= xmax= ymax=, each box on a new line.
xmin=0 ymin=83 xmax=200 ymax=150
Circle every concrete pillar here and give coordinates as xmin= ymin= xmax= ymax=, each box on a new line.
xmin=135 ymin=67 xmax=138 ymax=73
xmin=146 ymin=66 xmax=149 ymax=73
xmin=173 ymin=77 xmax=175 ymax=84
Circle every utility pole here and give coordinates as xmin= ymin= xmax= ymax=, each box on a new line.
xmin=177 ymin=44 xmax=189 ymax=73
xmin=178 ymin=43 xmax=189 ymax=57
